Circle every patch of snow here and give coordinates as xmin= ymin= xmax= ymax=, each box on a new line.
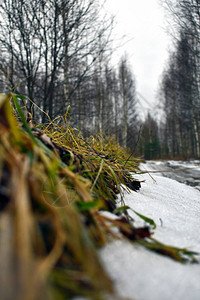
xmin=99 ymin=173 xmax=200 ymax=300
xmin=99 ymin=210 xmax=120 ymax=220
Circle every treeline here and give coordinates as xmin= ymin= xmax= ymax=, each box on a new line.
xmin=0 ymin=0 xmax=138 ymax=150
xmin=1 ymin=0 xmax=199 ymax=160
xmin=158 ymin=0 xmax=200 ymax=159
xmin=139 ymin=0 xmax=200 ymax=160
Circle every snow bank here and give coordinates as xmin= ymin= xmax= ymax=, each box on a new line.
xmin=100 ymin=173 xmax=200 ymax=300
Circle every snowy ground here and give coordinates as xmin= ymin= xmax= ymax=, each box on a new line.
xmin=141 ymin=160 xmax=200 ymax=191
xmin=100 ymin=162 xmax=200 ymax=300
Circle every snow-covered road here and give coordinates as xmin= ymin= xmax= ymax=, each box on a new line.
xmin=141 ymin=160 xmax=200 ymax=191
xmin=100 ymin=162 xmax=200 ymax=300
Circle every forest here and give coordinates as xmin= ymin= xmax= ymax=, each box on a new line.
xmin=1 ymin=1 xmax=200 ymax=299
xmin=0 ymin=0 xmax=200 ymax=160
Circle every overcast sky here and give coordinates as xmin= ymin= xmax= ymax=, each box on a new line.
xmin=104 ymin=0 xmax=172 ymax=119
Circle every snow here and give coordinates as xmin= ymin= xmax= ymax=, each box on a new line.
xmin=99 ymin=167 xmax=200 ymax=300
xmin=139 ymin=161 xmax=200 ymax=191
xmin=142 ymin=160 xmax=200 ymax=172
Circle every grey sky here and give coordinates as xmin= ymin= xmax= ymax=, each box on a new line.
xmin=104 ymin=0 xmax=171 ymax=119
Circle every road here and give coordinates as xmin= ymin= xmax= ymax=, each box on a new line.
xmin=140 ymin=160 xmax=200 ymax=191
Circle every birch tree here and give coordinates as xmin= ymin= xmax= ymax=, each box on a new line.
xmin=119 ymin=57 xmax=136 ymax=148
xmin=160 ymin=0 xmax=200 ymax=157
xmin=0 ymin=0 xmax=113 ymax=121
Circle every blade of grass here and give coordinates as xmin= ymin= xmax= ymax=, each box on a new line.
xmin=114 ymin=205 xmax=156 ymax=229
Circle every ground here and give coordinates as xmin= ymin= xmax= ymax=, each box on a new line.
xmin=100 ymin=162 xmax=200 ymax=300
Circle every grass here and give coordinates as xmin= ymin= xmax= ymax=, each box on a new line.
xmin=0 ymin=93 xmax=199 ymax=300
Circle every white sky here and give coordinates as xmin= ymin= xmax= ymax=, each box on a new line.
xmin=104 ymin=0 xmax=172 ymax=118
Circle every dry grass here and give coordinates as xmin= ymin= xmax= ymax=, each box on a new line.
xmin=0 ymin=93 xmax=198 ymax=300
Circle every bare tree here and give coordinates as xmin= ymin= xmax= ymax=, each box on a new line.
xmin=0 ymin=0 xmax=113 ymax=121
xmin=159 ymin=0 xmax=200 ymax=158
xmin=118 ymin=56 xmax=136 ymax=148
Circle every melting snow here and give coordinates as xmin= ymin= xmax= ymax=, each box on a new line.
xmin=100 ymin=167 xmax=200 ymax=300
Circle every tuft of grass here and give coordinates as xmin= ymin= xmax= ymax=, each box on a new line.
xmin=0 ymin=93 xmax=199 ymax=300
